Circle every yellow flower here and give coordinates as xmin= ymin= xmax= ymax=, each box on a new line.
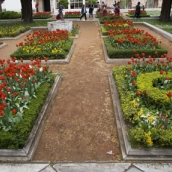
xmin=148 ymin=115 xmax=154 ymax=122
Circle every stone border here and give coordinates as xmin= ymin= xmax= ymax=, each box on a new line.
xmin=109 ymin=74 xmax=172 ymax=161
xmin=0 ymin=75 xmax=62 ymax=161
xmin=0 ymin=43 xmax=7 ymax=49
xmin=134 ymin=22 xmax=172 ymax=42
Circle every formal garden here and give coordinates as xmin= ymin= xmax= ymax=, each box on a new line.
xmin=0 ymin=9 xmax=172 ymax=162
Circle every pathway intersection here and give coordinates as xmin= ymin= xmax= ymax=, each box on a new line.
xmin=0 ymin=15 xmax=172 ymax=171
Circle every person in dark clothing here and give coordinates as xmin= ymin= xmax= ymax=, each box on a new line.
xmin=89 ymin=5 xmax=94 ymax=18
xmin=134 ymin=2 xmax=141 ymax=18
xmin=80 ymin=4 xmax=87 ymax=20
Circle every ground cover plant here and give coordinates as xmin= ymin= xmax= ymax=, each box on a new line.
xmin=10 ymin=29 xmax=73 ymax=60
xmin=0 ymin=22 xmax=30 ymax=37
xmin=113 ymin=52 xmax=172 ymax=148
xmin=103 ymin=20 xmax=167 ymax=58
xmin=126 ymin=10 xmax=150 ymax=17
xmin=64 ymin=11 xmax=81 ymax=18
xmin=33 ymin=12 xmax=52 ymax=19
xmin=0 ymin=58 xmax=55 ymax=149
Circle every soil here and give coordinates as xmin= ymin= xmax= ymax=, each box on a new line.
xmin=0 ymin=19 xmax=172 ymax=163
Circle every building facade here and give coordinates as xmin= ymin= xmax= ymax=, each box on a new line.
xmin=1 ymin=0 xmax=163 ymax=13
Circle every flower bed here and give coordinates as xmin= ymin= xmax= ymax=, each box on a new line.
xmin=113 ymin=53 xmax=172 ymax=148
xmin=0 ymin=58 xmax=55 ymax=149
xmin=126 ymin=10 xmax=150 ymax=17
xmin=0 ymin=24 xmax=30 ymax=37
xmin=33 ymin=12 xmax=52 ymax=19
xmin=103 ymin=20 xmax=167 ymax=58
xmin=10 ymin=29 xmax=74 ymax=60
xmin=64 ymin=11 xmax=81 ymax=18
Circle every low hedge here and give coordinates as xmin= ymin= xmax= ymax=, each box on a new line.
xmin=0 ymin=11 xmax=21 ymax=19
xmin=0 ymin=74 xmax=55 ymax=149
xmin=113 ymin=66 xmax=172 ymax=148
xmin=137 ymin=71 xmax=172 ymax=107
xmin=10 ymin=38 xmax=73 ymax=60
xmin=101 ymin=26 xmax=108 ymax=35
xmin=126 ymin=14 xmax=150 ymax=17
xmin=104 ymin=37 xmax=168 ymax=59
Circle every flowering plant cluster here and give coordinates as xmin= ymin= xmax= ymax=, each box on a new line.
xmin=64 ymin=11 xmax=81 ymax=18
xmin=11 ymin=29 xmax=73 ymax=59
xmin=128 ymin=10 xmax=147 ymax=14
xmin=33 ymin=12 xmax=52 ymax=19
xmin=0 ymin=25 xmax=30 ymax=37
xmin=113 ymin=52 xmax=172 ymax=148
xmin=108 ymin=27 xmax=160 ymax=50
xmin=0 ymin=57 xmax=51 ymax=131
xmin=104 ymin=19 xmax=133 ymax=30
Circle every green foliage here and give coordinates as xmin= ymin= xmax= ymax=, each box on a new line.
xmin=137 ymin=72 xmax=172 ymax=108
xmin=101 ymin=26 xmax=108 ymax=35
xmin=60 ymin=0 xmax=68 ymax=8
xmin=0 ymin=75 xmax=55 ymax=149
xmin=0 ymin=11 xmax=21 ymax=19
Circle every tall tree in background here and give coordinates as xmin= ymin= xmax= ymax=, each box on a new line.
xmin=0 ymin=0 xmax=5 ymax=12
xmin=21 ymin=0 xmax=33 ymax=23
xmin=159 ymin=0 xmax=172 ymax=22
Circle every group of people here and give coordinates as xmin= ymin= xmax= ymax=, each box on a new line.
xmin=80 ymin=4 xmax=94 ymax=20
xmin=113 ymin=1 xmax=120 ymax=16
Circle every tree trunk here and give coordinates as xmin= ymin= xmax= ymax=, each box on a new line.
xmin=0 ymin=3 xmax=2 ymax=12
xmin=21 ymin=0 xmax=33 ymax=23
xmin=159 ymin=0 xmax=172 ymax=22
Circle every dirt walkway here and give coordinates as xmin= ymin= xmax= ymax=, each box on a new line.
xmin=0 ymin=21 xmax=172 ymax=162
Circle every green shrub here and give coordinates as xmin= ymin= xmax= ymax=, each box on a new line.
xmin=0 ymin=11 xmax=21 ymax=19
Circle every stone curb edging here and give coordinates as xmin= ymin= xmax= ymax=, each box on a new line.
xmin=134 ymin=22 xmax=172 ymax=42
xmin=0 ymin=75 xmax=62 ymax=161
xmin=108 ymin=74 xmax=172 ymax=161
xmin=0 ymin=43 xmax=7 ymax=49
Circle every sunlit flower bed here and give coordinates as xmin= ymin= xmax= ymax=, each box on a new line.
xmin=11 ymin=29 xmax=73 ymax=60
xmin=113 ymin=52 xmax=172 ymax=148
xmin=0 ymin=25 xmax=30 ymax=37
xmin=33 ymin=12 xmax=52 ymax=19
xmin=64 ymin=11 xmax=81 ymax=18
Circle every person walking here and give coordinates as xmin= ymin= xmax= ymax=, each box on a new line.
xmin=35 ymin=2 xmax=39 ymax=12
xmin=89 ymin=5 xmax=94 ymax=18
xmin=80 ymin=4 xmax=87 ymax=20
xmin=134 ymin=2 xmax=141 ymax=18
xmin=58 ymin=2 xmax=64 ymax=20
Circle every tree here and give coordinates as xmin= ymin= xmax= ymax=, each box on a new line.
xmin=0 ymin=0 xmax=5 ymax=12
xmin=20 ymin=0 xmax=33 ymax=23
xmin=60 ymin=0 xmax=68 ymax=9
xmin=159 ymin=0 xmax=172 ymax=22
